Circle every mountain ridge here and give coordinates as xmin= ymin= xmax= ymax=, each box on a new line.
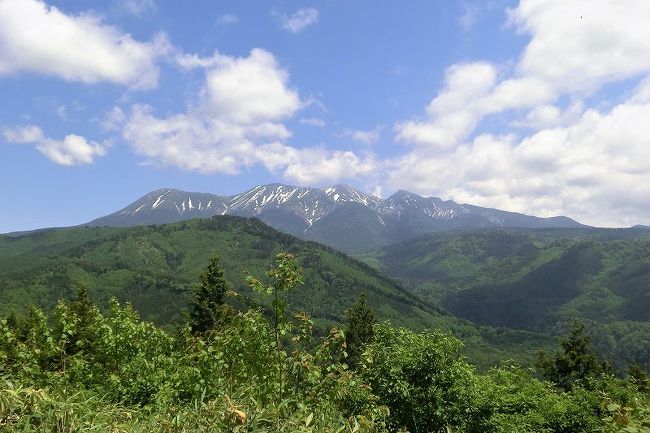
xmin=85 ymin=183 xmax=586 ymax=252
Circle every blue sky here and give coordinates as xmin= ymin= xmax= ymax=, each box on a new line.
xmin=2 ymin=0 xmax=650 ymax=232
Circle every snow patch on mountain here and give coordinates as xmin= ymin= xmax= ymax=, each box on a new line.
xmin=87 ymin=183 xmax=584 ymax=235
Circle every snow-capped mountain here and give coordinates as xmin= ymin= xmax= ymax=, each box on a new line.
xmin=87 ymin=189 xmax=227 ymax=228
xmin=86 ymin=183 xmax=584 ymax=252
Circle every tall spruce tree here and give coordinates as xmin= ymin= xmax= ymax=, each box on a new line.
xmin=189 ymin=255 xmax=231 ymax=334
xmin=345 ymin=292 xmax=377 ymax=369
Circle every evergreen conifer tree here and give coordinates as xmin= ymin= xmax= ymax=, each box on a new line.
xmin=189 ymin=255 xmax=231 ymax=334
xmin=537 ymin=320 xmax=609 ymax=390
xmin=65 ymin=285 xmax=100 ymax=355
xmin=345 ymin=292 xmax=377 ymax=369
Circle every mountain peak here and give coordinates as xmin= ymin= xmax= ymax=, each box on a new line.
xmin=86 ymin=183 xmax=586 ymax=251
xmin=323 ymin=184 xmax=381 ymax=206
xmin=390 ymin=189 xmax=423 ymax=199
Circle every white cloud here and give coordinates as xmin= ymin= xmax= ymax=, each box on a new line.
xmin=458 ymin=1 xmax=481 ymax=30
xmin=3 ymin=125 xmax=44 ymax=143
xmin=55 ymin=105 xmax=67 ymax=121
xmin=216 ymin=14 xmax=238 ymax=26
xmin=388 ymin=80 xmax=650 ymax=227
xmin=514 ymin=101 xmax=584 ymax=129
xmin=344 ymin=126 xmax=383 ymax=145
xmin=299 ymin=118 xmax=325 ymax=127
xmin=175 ymin=53 xmax=218 ymax=70
xmin=281 ymin=148 xmax=377 ymax=184
xmin=200 ymin=49 xmax=302 ymax=124
xmin=509 ymin=0 xmax=650 ymax=93
xmin=396 ymin=0 xmax=650 ymax=153
xmin=101 ymin=106 xmax=126 ymax=131
xmin=120 ymin=0 xmax=155 ymax=16
xmin=125 ymin=49 xmax=373 ymax=183
xmin=391 ymin=0 xmax=650 ymax=226
xmin=0 ymin=0 xmax=169 ymax=89
xmin=3 ymin=125 xmax=108 ymax=166
xmin=396 ymin=62 xmax=498 ymax=150
xmin=279 ymin=8 xmax=319 ymax=33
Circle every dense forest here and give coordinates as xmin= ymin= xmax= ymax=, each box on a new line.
xmin=0 ymin=216 xmax=554 ymax=367
xmin=363 ymin=228 xmax=650 ymax=370
xmin=2 ymin=253 xmax=650 ymax=432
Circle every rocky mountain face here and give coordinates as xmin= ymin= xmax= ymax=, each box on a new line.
xmin=86 ymin=183 xmax=584 ymax=252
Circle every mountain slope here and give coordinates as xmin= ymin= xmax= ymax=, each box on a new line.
xmin=89 ymin=189 xmax=227 ymax=227
xmin=0 ymin=215 xmax=558 ymax=367
xmin=0 ymin=216 xmax=440 ymax=329
xmin=362 ymin=227 xmax=650 ymax=368
xmin=85 ymin=184 xmax=585 ymax=252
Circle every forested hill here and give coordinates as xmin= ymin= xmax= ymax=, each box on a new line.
xmin=0 ymin=216 xmax=441 ymax=330
xmin=363 ymin=227 xmax=650 ymax=369
xmin=0 ymin=216 xmax=560 ymax=366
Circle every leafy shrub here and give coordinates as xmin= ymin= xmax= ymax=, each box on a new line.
xmin=360 ymin=323 xmax=478 ymax=432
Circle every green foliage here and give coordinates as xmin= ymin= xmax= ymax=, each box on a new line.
xmin=0 ymin=253 xmax=393 ymax=432
xmin=601 ymin=396 xmax=650 ymax=433
xmin=189 ymin=255 xmax=232 ymax=334
xmin=345 ymin=293 xmax=377 ymax=369
xmin=2 ymin=250 xmax=648 ymax=432
xmin=629 ymin=364 xmax=650 ymax=393
xmin=537 ymin=321 xmax=610 ymax=391
xmin=363 ymin=228 xmax=650 ymax=369
xmin=360 ymin=323 xmax=478 ymax=432
xmin=0 ymin=216 xmax=442 ymax=331
xmin=472 ymin=366 xmax=602 ymax=433
xmin=247 ymin=252 xmax=303 ymax=410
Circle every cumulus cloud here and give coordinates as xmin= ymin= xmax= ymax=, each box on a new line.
xmin=279 ymin=8 xmax=319 ymax=33
xmin=390 ymin=0 xmax=650 ymax=226
xmin=509 ymin=0 xmax=650 ymax=93
xmin=3 ymin=125 xmax=108 ymax=166
xmin=0 ymin=0 xmax=169 ymax=89
xmin=395 ymin=63 xmax=556 ymax=151
xmin=200 ymin=49 xmax=302 ymax=124
xmin=281 ymin=148 xmax=377 ymax=184
xmin=396 ymin=62 xmax=498 ymax=150
xmin=125 ymin=49 xmax=374 ymax=183
xmin=396 ymin=0 xmax=650 ymax=152
xmin=514 ymin=101 xmax=584 ymax=129
xmin=390 ymin=84 xmax=650 ymax=226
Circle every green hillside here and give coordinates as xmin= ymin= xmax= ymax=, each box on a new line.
xmin=363 ymin=228 xmax=650 ymax=369
xmin=0 ymin=216 xmax=440 ymax=329
xmin=0 ymin=216 xmax=557 ymax=367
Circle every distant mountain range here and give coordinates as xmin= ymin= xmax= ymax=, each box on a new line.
xmin=85 ymin=184 xmax=585 ymax=252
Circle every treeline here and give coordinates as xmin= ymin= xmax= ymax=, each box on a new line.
xmin=1 ymin=253 xmax=649 ymax=432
